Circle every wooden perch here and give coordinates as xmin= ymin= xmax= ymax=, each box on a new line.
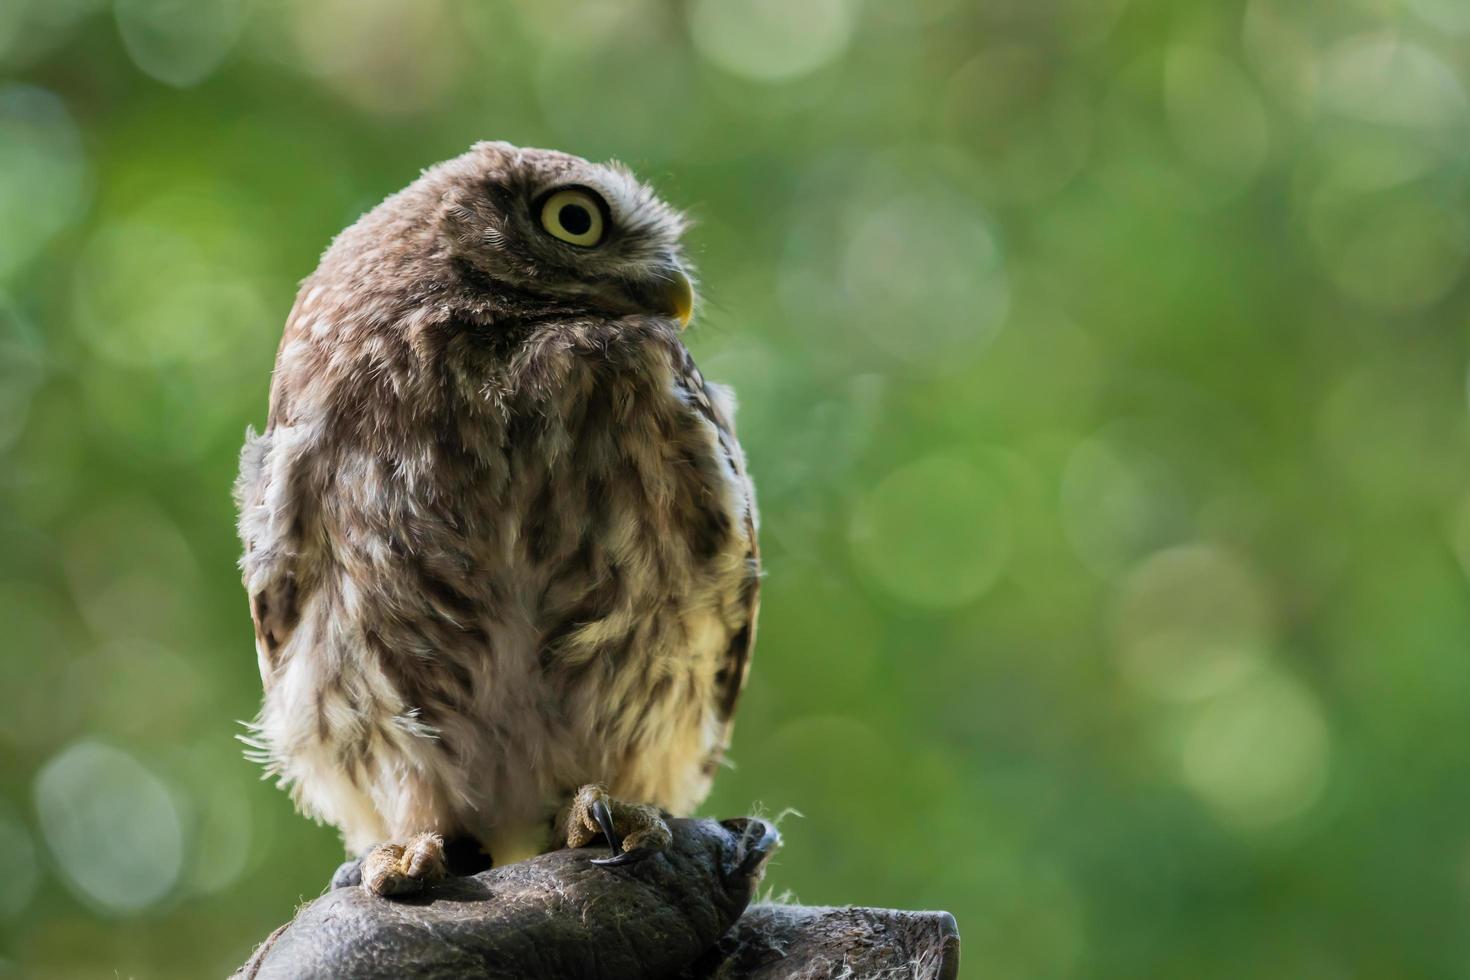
xmin=233 ymin=816 xmax=960 ymax=980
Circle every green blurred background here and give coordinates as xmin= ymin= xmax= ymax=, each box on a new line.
xmin=3 ymin=0 xmax=1470 ymax=976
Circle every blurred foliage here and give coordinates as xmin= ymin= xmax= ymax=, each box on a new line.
xmin=3 ymin=0 xmax=1470 ymax=976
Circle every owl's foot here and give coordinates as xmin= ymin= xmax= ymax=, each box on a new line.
xmin=566 ymin=783 xmax=672 ymax=867
xmin=360 ymin=832 xmax=447 ymax=897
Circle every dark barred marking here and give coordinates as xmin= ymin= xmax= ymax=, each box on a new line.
xmin=252 ymin=593 xmax=276 ymax=649
xmin=524 ymin=479 xmax=561 ymax=565
xmin=364 ymin=626 xmax=435 ymax=720
xmin=713 ymin=552 xmax=759 ymax=725
xmin=415 ymin=557 xmax=481 ymax=626
xmin=314 ymin=691 xmax=331 ymax=744
xmin=441 ymin=656 xmax=476 ymax=707
xmin=251 ymin=573 xmax=301 ymax=672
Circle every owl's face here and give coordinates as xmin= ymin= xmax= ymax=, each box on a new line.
xmin=436 ymin=141 xmax=694 ymax=328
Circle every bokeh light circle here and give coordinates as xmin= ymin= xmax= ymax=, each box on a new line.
xmin=1098 ymin=49 xmax=1269 ymax=209
xmin=850 ymin=454 xmax=1012 ymax=609
xmin=942 ymin=45 xmax=1095 ymax=204
xmin=1113 ymin=544 xmax=1272 ymax=702
xmin=1179 ymin=668 xmax=1330 ymax=829
xmin=840 ymin=191 xmax=1009 ymax=359
xmin=284 ymin=0 xmax=461 ymax=116
xmin=689 ymin=0 xmax=856 ymax=83
xmin=0 ymin=85 xmax=88 ymax=279
xmin=186 ymin=778 xmax=253 ymax=894
xmin=1241 ymin=0 xmax=1320 ymax=115
xmin=1406 ymin=0 xmax=1470 ymax=35
xmin=1316 ymin=34 xmax=1466 ymax=130
xmin=34 ymin=741 xmax=184 ymax=913
xmin=782 ymin=152 xmax=1010 ymax=370
xmin=72 ymin=218 xmax=270 ymax=369
xmin=1061 ymin=434 xmax=1189 ymax=578
xmin=1306 ymin=179 xmax=1470 ymax=314
xmin=114 ymin=0 xmax=248 ymax=87
xmin=1164 ymin=46 xmax=1269 ymax=194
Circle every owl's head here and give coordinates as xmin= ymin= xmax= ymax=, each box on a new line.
xmin=429 ymin=141 xmax=694 ymax=329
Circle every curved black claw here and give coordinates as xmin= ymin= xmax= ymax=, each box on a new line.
xmin=590 ymin=799 xmax=621 ymax=861
xmin=592 ymin=847 xmax=654 ymax=867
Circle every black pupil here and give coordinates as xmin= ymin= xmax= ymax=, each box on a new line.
xmin=559 ymin=203 xmax=592 ymax=236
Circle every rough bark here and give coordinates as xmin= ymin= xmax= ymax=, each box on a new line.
xmin=234 ymin=817 xmax=960 ymax=980
xmin=681 ymin=905 xmax=960 ymax=980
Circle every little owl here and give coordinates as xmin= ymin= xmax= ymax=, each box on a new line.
xmin=234 ymin=142 xmax=759 ymax=896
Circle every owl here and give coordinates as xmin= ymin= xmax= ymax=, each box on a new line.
xmin=234 ymin=142 xmax=759 ymax=896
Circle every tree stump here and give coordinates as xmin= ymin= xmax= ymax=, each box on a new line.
xmin=233 ymin=817 xmax=960 ymax=979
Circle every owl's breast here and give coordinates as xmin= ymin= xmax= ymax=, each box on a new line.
xmin=497 ymin=334 xmax=756 ymax=811
xmin=515 ymin=331 xmax=753 ymax=615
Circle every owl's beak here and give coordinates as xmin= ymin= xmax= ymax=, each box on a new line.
xmin=609 ymin=265 xmax=696 ymax=329
xmin=659 ymin=267 xmax=695 ymax=330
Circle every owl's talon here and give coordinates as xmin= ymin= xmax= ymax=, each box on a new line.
xmin=360 ymin=832 xmax=447 ymax=898
xmin=566 ymin=783 xmax=672 ymax=866
xmin=590 ymin=799 xmax=622 ymax=860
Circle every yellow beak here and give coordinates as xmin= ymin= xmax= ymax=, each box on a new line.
xmin=662 ymin=268 xmax=695 ymax=330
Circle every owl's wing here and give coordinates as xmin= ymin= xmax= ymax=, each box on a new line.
xmin=235 ymin=306 xmax=322 ymax=691
xmin=685 ymin=361 xmax=761 ymax=745
xmin=234 ymin=424 xmax=317 ymax=691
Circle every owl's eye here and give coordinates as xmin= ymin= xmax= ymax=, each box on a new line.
xmin=539 ymin=187 xmax=606 ymax=247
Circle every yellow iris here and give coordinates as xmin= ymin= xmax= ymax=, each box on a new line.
xmin=540 ymin=188 xmax=605 ymax=247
